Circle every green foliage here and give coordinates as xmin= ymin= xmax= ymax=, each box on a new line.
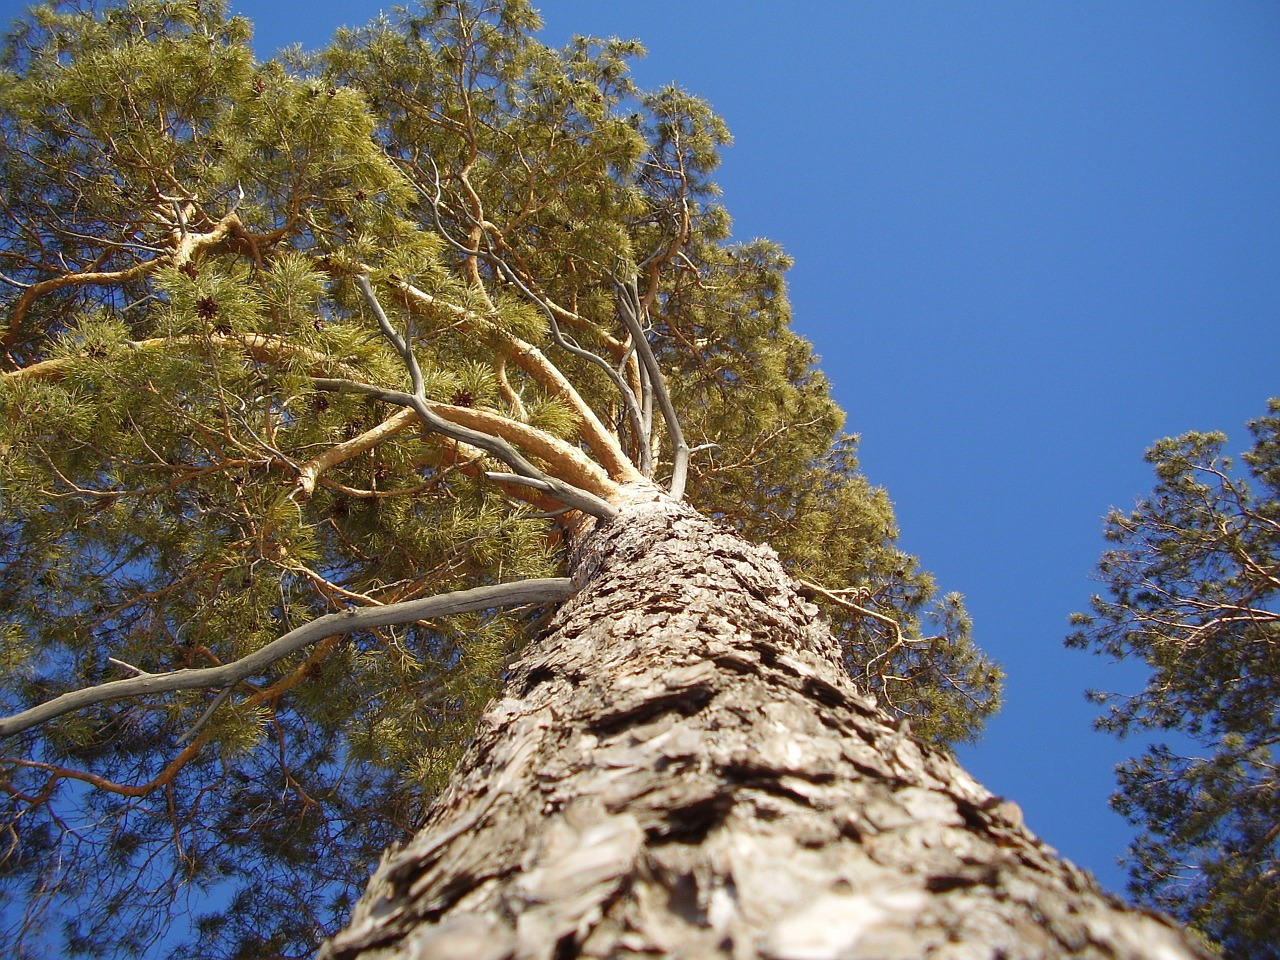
xmin=1068 ymin=400 xmax=1280 ymax=958
xmin=1 ymin=1 xmax=999 ymax=957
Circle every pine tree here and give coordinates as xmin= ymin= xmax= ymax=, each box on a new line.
xmin=0 ymin=2 xmax=1194 ymax=957
xmin=1069 ymin=401 xmax=1280 ymax=959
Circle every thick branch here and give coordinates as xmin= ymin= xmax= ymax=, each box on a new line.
xmin=480 ymin=253 xmax=650 ymax=477
xmin=293 ymin=408 xmax=421 ymax=500
xmin=5 ymin=332 xmax=356 ymax=385
xmin=391 ymin=278 xmax=642 ymax=484
xmin=347 ymin=276 xmax=621 ymax=518
xmin=0 ymin=579 xmax=575 ymax=739
xmin=312 ymin=377 xmax=618 ymax=519
xmin=392 ymin=173 xmax=645 ymax=478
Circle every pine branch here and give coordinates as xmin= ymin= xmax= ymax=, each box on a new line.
xmin=4 ymin=332 xmax=358 ymax=385
xmin=292 ymin=407 xmax=420 ymax=500
xmin=0 ymin=578 xmax=575 ymax=739
xmin=341 ymin=275 xmax=621 ymax=518
xmin=401 ymin=165 xmax=650 ymax=475
xmin=3 ymin=211 xmax=280 ymax=348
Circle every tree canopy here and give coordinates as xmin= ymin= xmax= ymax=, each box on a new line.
xmin=0 ymin=2 xmax=1000 ymax=956
xmin=1068 ymin=400 xmax=1280 ymax=959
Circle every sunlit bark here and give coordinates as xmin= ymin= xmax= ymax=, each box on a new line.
xmin=324 ymin=499 xmax=1207 ymax=960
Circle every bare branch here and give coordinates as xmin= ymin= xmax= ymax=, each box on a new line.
xmin=312 ymin=374 xmax=618 ymax=518
xmin=616 ymin=275 xmax=689 ymax=500
xmin=176 ymin=686 xmax=233 ymax=745
xmin=0 ymin=579 xmax=576 ymax=739
xmin=356 ymin=274 xmax=424 ymax=397
xmin=484 ymin=472 xmax=554 ymax=493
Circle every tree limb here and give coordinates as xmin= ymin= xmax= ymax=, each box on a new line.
xmin=3 ymin=211 xmax=281 ymax=348
xmin=312 ymin=376 xmax=618 ymax=518
xmin=398 ymin=167 xmax=648 ymax=476
xmin=0 ymin=578 xmax=575 ymax=739
xmin=293 ymin=408 xmax=419 ymax=500
xmin=616 ymin=275 xmax=689 ymax=500
xmin=4 ymin=332 xmax=357 ymax=385
xmin=342 ymin=275 xmax=621 ymax=518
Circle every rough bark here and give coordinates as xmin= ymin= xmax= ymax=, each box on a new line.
xmin=321 ymin=497 xmax=1209 ymax=960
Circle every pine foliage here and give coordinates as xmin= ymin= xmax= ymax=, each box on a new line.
xmin=1 ymin=2 xmax=1000 ymax=956
xmin=1068 ymin=400 xmax=1280 ymax=958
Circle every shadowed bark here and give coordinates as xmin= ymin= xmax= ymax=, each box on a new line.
xmin=322 ymin=496 xmax=1208 ymax=960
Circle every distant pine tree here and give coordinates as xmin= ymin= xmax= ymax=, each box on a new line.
xmin=1070 ymin=400 xmax=1280 ymax=959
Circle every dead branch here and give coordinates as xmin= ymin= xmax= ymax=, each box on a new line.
xmin=0 ymin=578 xmax=575 ymax=739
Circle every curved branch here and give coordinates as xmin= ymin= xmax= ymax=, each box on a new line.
xmin=5 ymin=260 xmax=155 ymax=345
xmin=798 ymin=577 xmax=944 ymax=682
xmin=798 ymin=578 xmax=907 ymax=638
xmin=0 ymin=578 xmax=575 ymax=739
xmin=3 ymin=738 xmax=207 ymax=799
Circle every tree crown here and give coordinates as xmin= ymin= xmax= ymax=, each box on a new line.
xmin=1 ymin=2 xmax=1000 ymax=955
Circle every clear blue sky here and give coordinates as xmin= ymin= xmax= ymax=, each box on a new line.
xmin=5 ymin=0 xmax=1278 ymax=904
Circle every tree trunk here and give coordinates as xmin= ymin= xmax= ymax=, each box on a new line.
xmin=321 ymin=498 xmax=1209 ymax=960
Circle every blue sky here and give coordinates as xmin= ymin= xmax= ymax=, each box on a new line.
xmin=522 ymin=2 xmax=1280 ymax=898
xmin=5 ymin=0 xmax=1278 ymax=906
